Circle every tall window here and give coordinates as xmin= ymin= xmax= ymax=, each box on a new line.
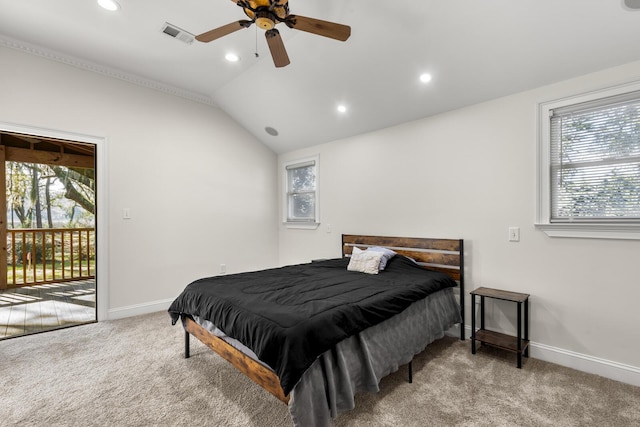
xmin=537 ymin=83 xmax=640 ymax=239
xmin=284 ymin=156 xmax=319 ymax=228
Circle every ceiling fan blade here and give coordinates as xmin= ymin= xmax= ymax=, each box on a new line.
xmin=287 ymin=15 xmax=350 ymax=41
xmin=195 ymin=20 xmax=252 ymax=43
xmin=265 ymin=29 xmax=290 ymax=68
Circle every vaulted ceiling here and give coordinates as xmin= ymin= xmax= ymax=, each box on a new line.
xmin=1 ymin=1 xmax=639 ymax=153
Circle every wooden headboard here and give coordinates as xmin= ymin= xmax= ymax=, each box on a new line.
xmin=342 ymin=234 xmax=465 ymax=340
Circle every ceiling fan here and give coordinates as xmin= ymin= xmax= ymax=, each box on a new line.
xmin=196 ymin=0 xmax=351 ymax=68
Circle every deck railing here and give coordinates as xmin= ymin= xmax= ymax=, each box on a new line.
xmin=6 ymin=228 xmax=95 ymax=288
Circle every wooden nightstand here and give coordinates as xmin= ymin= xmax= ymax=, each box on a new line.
xmin=470 ymin=287 xmax=530 ymax=368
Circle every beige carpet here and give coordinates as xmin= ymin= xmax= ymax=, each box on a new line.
xmin=1 ymin=311 xmax=638 ymax=426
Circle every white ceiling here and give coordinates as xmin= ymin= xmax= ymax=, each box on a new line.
xmin=1 ymin=0 xmax=639 ymax=153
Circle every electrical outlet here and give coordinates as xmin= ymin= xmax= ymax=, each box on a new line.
xmin=220 ymin=264 xmax=226 ymax=274
xmin=508 ymin=227 xmax=520 ymax=242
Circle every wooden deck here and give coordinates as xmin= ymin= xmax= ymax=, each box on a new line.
xmin=0 ymin=279 xmax=95 ymax=339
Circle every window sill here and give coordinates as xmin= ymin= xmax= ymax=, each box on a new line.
xmin=284 ymin=222 xmax=320 ymax=230
xmin=535 ymin=223 xmax=640 ymax=240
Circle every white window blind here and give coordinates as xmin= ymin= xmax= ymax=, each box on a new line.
xmin=549 ymin=90 xmax=640 ymax=222
xmin=286 ymin=159 xmax=317 ymax=223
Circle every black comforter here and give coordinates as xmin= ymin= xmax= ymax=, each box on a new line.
xmin=168 ymin=255 xmax=457 ymax=395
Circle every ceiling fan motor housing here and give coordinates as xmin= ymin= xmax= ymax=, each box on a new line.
xmin=242 ymin=0 xmax=289 ymax=29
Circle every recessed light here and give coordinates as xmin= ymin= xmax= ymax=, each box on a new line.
xmin=337 ymin=105 xmax=347 ymax=113
xmin=225 ymin=53 xmax=240 ymax=62
xmin=97 ymin=0 xmax=120 ymax=11
xmin=419 ymin=73 xmax=432 ymax=83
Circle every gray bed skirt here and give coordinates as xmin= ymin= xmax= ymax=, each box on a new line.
xmin=194 ymin=287 xmax=461 ymax=427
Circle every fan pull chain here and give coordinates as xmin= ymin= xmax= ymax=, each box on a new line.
xmin=255 ymin=25 xmax=260 ymax=58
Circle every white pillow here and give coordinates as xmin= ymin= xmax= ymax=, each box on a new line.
xmin=347 ymin=247 xmax=383 ymax=274
xmin=366 ymin=246 xmax=397 ymax=270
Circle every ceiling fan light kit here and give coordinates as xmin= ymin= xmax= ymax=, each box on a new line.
xmin=195 ymin=0 xmax=351 ymax=67
xmin=255 ymin=10 xmax=276 ymax=30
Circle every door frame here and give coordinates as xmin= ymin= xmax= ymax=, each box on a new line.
xmin=0 ymin=121 xmax=108 ymax=321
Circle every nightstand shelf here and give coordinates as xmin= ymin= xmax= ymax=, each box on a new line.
xmin=470 ymin=287 xmax=530 ymax=368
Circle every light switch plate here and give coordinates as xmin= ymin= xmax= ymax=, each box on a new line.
xmin=508 ymin=227 xmax=520 ymax=242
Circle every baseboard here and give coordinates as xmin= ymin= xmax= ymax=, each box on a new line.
xmin=530 ymin=341 xmax=640 ymax=387
xmin=107 ymin=298 xmax=174 ymax=320
xmin=456 ymin=325 xmax=640 ymax=388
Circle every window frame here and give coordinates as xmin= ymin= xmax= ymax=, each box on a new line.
xmin=282 ymin=155 xmax=320 ymax=229
xmin=536 ymin=80 xmax=640 ymax=240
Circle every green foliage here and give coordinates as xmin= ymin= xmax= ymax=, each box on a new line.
xmin=556 ymin=103 xmax=640 ymax=219
xmin=6 ymin=162 xmax=95 ymax=229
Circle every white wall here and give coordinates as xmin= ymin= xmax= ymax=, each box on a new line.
xmin=278 ymin=61 xmax=640 ymax=385
xmin=0 ymin=45 xmax=279 ymax=318
xmin=3 ymin=40 xmax=638 ymax=387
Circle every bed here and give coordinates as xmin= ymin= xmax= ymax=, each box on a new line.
xmin=168 ymin=234 xmax=464 ymax=426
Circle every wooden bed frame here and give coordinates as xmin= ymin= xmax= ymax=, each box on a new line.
xmin=182 ymin=234 xmax=465 ymax=405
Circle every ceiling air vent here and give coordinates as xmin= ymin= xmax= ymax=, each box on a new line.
xmin=160 ymin=23 xmax=194 ymax=44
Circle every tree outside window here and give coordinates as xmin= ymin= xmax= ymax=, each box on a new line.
xmin=284 ymin=156 xmax=319 ymax=228
xmin=551 ymin=93 xmax=640 ymax=221
xmin=6 ymin=162 xmax=95 ymax=229
xmin=537 ymin=84 xmax=640 ymax=240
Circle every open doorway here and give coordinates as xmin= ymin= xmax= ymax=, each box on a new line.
xmin=0 ymin=131 xmax=96 ymax=339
